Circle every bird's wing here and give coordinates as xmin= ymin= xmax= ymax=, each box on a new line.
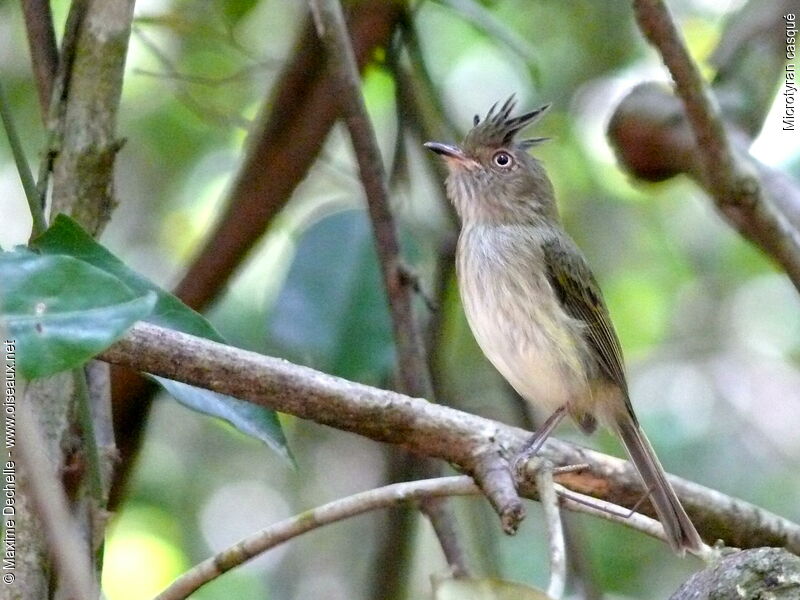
xmin=542 ymin=234 xmax=628 ymax=394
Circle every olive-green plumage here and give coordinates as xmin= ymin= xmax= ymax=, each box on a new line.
xmin=425 ymin=96 xmax=703 ymax=555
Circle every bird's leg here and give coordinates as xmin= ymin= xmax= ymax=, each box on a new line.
xmin=512 ymin=405 xmax=567 ymax=479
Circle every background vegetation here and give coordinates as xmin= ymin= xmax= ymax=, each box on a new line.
xmin=2 ymin=0 xmax=799 ymax=598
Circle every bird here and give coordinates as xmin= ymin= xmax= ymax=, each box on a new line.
xmin=424 ymin=96 xmax=703 ymax=554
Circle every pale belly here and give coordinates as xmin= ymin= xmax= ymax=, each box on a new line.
xmin=457 ymin=230 xmax=593 ymax=417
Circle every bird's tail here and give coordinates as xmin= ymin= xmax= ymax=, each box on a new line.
xmin=614 ymin=411 xmax=704 ymax=555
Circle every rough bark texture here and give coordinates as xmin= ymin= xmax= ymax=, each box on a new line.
xmin=15 ymin=373 xmax=76 ymax=600
xmin=671 ymin=547 xmax=800 ymax=599
xmin=50 ymin=0 xmax=136 ymax=237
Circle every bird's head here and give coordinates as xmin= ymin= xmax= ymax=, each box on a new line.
xmin=425 ymin=96 xmax=556 ymax=225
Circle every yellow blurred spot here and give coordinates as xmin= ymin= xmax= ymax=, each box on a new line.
xmin=606 ymin=273 xmax=670 ymax=355
xmin=102 ymin=510 xmax=187 ymax=600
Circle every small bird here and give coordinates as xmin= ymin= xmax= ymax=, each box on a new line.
xmin=425 ymin=96 xmax=703 ymax=554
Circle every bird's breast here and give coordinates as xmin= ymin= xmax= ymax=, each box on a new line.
xmin=456 ymin=226 xmax=590 ymax=412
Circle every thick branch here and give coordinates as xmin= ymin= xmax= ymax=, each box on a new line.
xmin=50 ymin=0 xmax=136 ymax=235
xmin=629 ymin=0 xmax=800 ymax=292
xmin=99 ymin=322 xmax=800 ymax=552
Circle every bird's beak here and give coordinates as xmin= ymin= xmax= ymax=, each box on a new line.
xmin=423 ymin=141 xmax=477 ymax=169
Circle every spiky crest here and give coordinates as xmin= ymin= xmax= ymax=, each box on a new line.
xmin=465 ymin=95 xmax=550 ymax=151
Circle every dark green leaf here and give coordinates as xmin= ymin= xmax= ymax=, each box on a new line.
xmin=33 ymin=215 xmax=222 ymax=341
xmin=31 ymin=215 xmax=289 ymax=457
xmin=0 ymin=248 xmax=156 ymax=378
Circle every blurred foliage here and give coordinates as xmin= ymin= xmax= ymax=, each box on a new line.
xmin=268 ymin=209 xmax=395 ymax=383
xmin=2 ymin=0 xmax=800 ymax=598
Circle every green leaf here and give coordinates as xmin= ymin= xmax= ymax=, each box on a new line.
xmin=31 ymin=215 xmax=289 ymax=457
xmin=433 ymin=577 xmax=552 ymax=600
xmin=0 ymin=249 xmax=156 ymax=378
xmin=268 ymin=209 xmax=394 ymax=383
xmin=33 ymin=215 xmax=222 ymax=341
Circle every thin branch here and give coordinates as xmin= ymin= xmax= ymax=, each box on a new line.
xmin=309 ymin=0 xmax=484 ymax=575
xmin=506 ymin=389 xmax=604 ymax=599
xmin=20 ymin=0 xmax=59 ymax=121
xmin=156 ymin=472 xmax=690 ymax=600
xmin=633 ymin=0 xmax=738 ymax=196
xmin=422 ymin=496 xmax=470 ymax=578
xmin=172 ymin=6 xmax=403 ymax=312
xmin=98 ymin=322 xmax=800 ymax=552
xmin=553 ymin=484 xmax=667 ymax=546
xmin=155 ymin=477 xmax=479 ymax=600
xmin=0 ymin=79 xmax=47 ymax=237
xmin=536 ymin=464 xmax=566 ymax=599
xmin=308 ymin=0 xmax=433 ymax=400
xmin=17 ymin=399 xmax=97 ymax=599
xmin=631 ymin=0 xmax=800 ymax=292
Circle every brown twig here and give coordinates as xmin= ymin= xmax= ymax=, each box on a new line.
xmin=99 ymin=321 xmax=800 ymax=552
xmin=308 ymin=0 xmax=432 ymax=399
xmin=20 ymin=0 xmax=59 ymax=121
xmin=630 ymin=0 xmax=800 ymax=292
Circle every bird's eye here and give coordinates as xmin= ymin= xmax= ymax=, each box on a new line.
xmin=492 ymin=151 xmax=513 ymax=168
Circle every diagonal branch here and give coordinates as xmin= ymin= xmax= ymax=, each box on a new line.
xmin=309 ymin=0 xmax=433 ymax=400
xmin=156 ymin=471 xmax=697 ymax=600
xmin=98 ymin=321 xmax=800 ymax=553
xmin=156 ymin=477 xmax=480 ymax=600
xmin=20 ymin=0 xmax=59 ymax=121
xmin=630 ymin=0 xmax=800 ymax=292
xmin=309 ymin=0 xmax=480 ymax=580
